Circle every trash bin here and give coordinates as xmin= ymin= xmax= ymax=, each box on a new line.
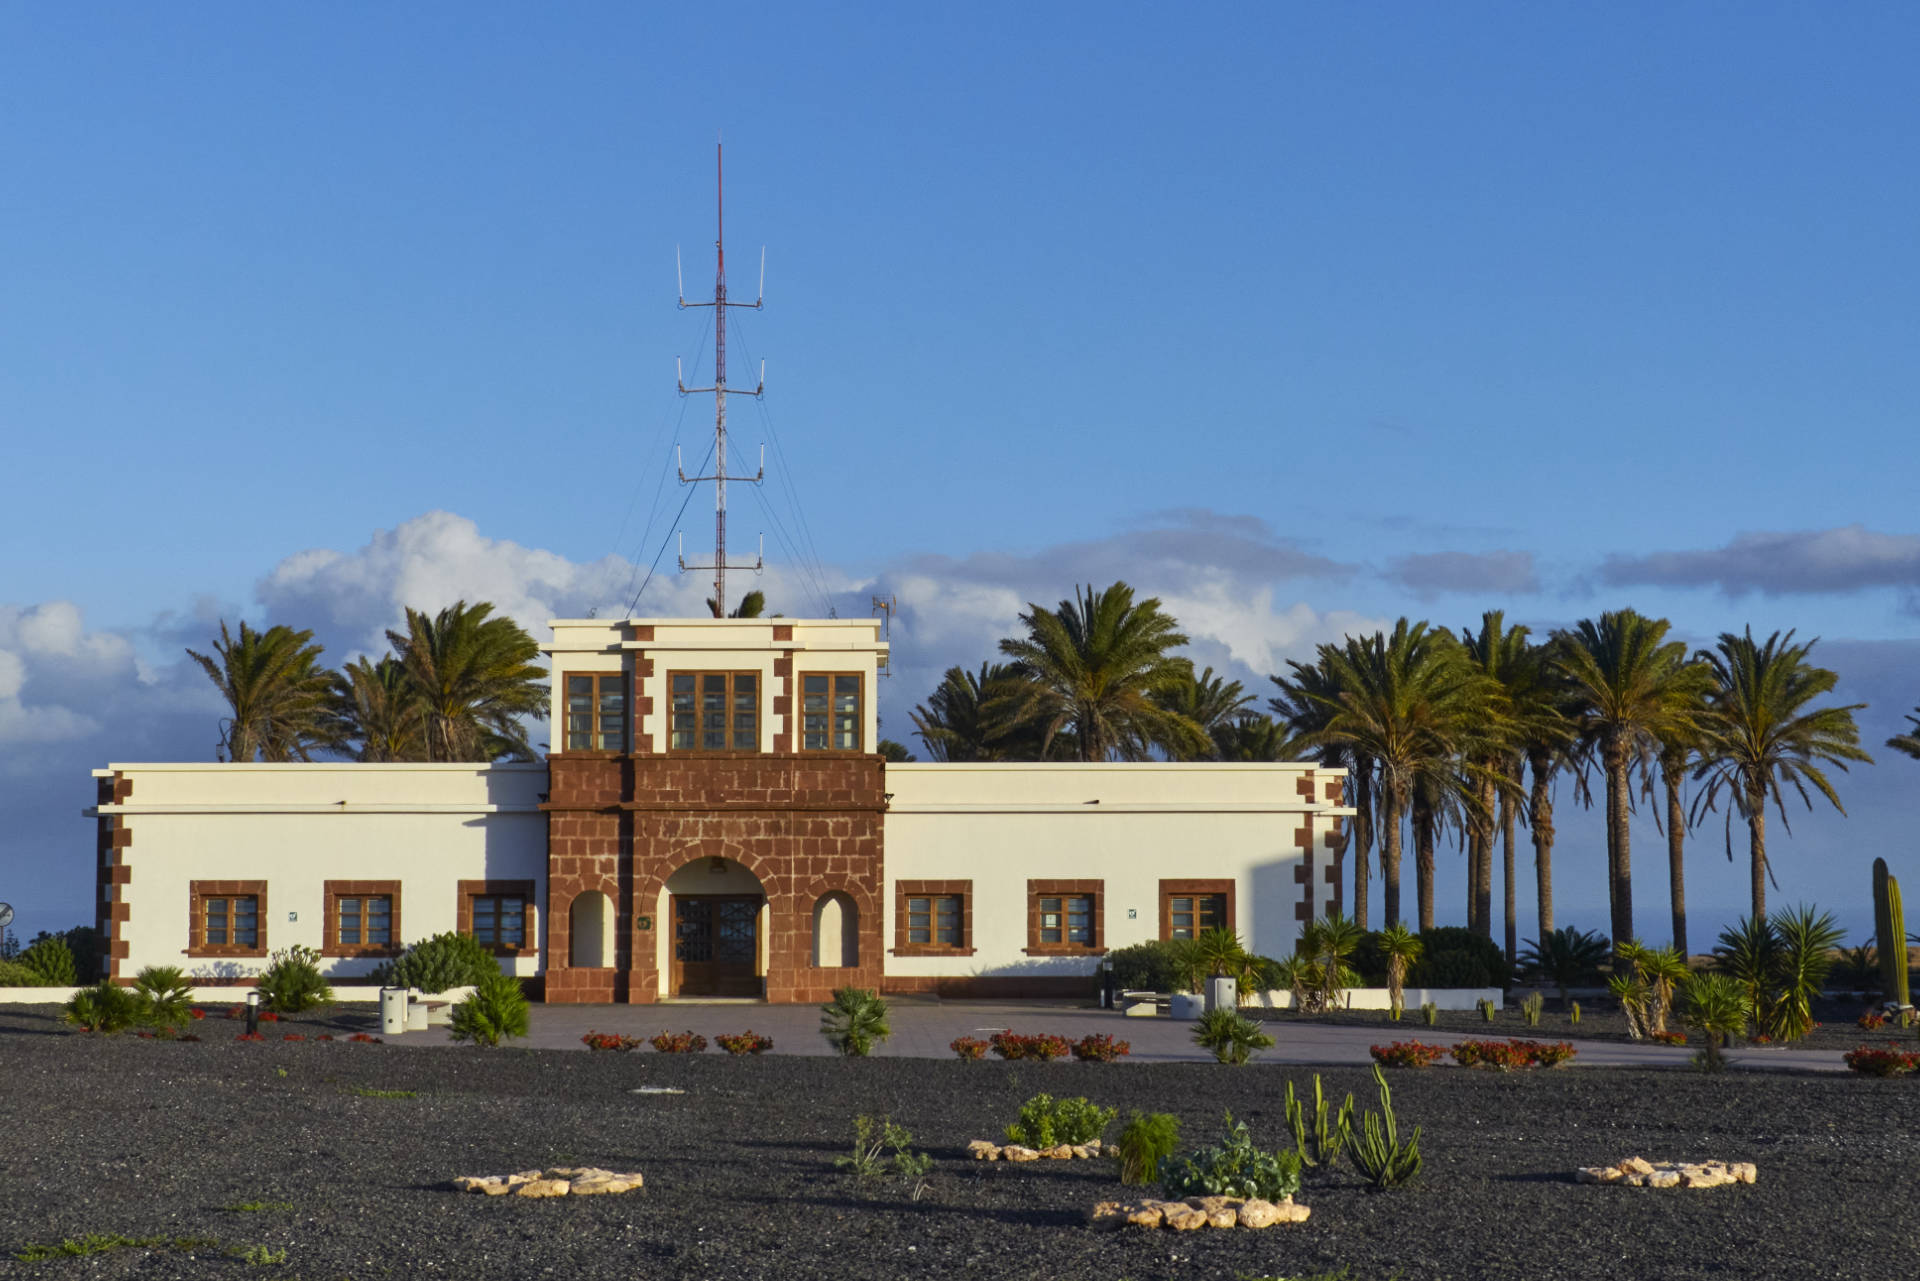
xmin=406 ymin=987 xmax=429 ymax=1032
xmin=1205 ymin=976 xmax=1237 ymax=1014
xmin=379 ymin=986 xmax=408 ymax=1036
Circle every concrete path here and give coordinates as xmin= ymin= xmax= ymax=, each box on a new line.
xmin=403 ymin=998 xmax=1849 ymax=1071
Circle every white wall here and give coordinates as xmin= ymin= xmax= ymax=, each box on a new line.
xmin=93 ymin=763 xmax=547 ymax=981
xmin=884 ymin=763 xmax=1352 ymax=980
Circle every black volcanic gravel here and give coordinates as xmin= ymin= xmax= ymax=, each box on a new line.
xmin=3 ymin=1005 xmax=1918 ymax=1280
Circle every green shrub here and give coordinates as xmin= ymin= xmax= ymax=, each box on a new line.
xmin=0 ymin=959 xmax=40 ymax=986
xmin=835 ymin=1114 xmax=931 ymax=1196
xmin=1004 ymin=1093 xmax=1116 ymax=1148
xmin=132 ymin=966 xmax=195 ymax=1029
xmin=19 ymin=935 xmax=77 ymax=986
xmin=1117 ymin=1111 xmax=1181 ymax=1186
xmin=255 ymin=945 xmax=334 ymax=1014
xmin=375 ymin=932 xmax=501 ymax=994
xmin=1410 ymin=926 xmax=1510 ymax=989
xmin=1107 ymin=939 xmax=1187 ymax=993
xmin=1193 ymin=1008 xmax=1274 ymax=1064
xmin=63 ymin=980 xmax=141 ymax=1034
xmin=1162 ymin=1113 xmax=1302 ymax=1202
xmin=819 ymin=987 xmax=890 ymax=1056
xmin=448 ymin=972 xmax=530 ymax=1047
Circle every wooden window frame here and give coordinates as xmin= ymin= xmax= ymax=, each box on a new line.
xmin=1158 ymin=878 xmax=1236 ymax=941
xmin=188 ymin=880 xmax=269 ymax=959
xmin=1024 ymin=879 xmax=1105 ymax=956
xmin=457 ymin=879 xmax=538 ymax=957
xmin=322 ymin=880 xmax=403 ymax=958
xmin=798 ymin=670 xmax=865 ymax=754
xmin=561 ymin=671 xmax=628 ymax=754
xmin=892 ymin=879 xmax=974 ymax=957
xmin=667 ymin=670 xmax=763 ymax=754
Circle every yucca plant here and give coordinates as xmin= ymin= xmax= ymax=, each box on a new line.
xmin=1376 ymin=924 xmax=1423 ymax=1019
xmin=820 ymin=987 xmax=891 ymax=1056
xmin=131 ymin=966 xmax=195 ymax=1030
xmin=1299 ymin=913 xmax=1366 ymax=1014
xmin=1636 ymin=945 xmax=1690 ymax=1037
xmin=1767 ymin=905 xmax=1841 ymax=1043
xmin=1712 ymin=915 xmax=1780 ymax=1037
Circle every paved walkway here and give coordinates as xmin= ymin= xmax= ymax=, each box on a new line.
xmin=402 ymin=998 xmax=1849 ymax=1071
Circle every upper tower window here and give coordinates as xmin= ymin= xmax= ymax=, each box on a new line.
xmin=801 ymin=674 xmax=862 ymax=751
xmin=564 ymin=674 xmax=627 ymax=752
xmin=670 ymin=672 xmax=759 ymax=751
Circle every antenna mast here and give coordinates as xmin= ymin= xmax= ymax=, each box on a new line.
xmin=677 ymin=141 xmax=765 ymax=617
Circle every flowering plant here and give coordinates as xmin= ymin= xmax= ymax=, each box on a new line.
xmin=1369 ymin=1040 xmax=1445 ymax=1068
xmin=1859 ymin=1011 xmax=1889 ymax=1030
xmin=235 ymin=1032 xmax=265 ymax=1043
xmin=715 ymin=1031 xmax=773 ymax=1056
xmin=650 ymin=1030 xmax=708 ymax=1053
xmin=282 ymin=1033 xmax=305 ymax=1042
xmin=1524 ymin=1040 xmax=1578 ymax=1068
xmin=950 ymin=1036 xmax=989 ymax=1060
xmin=189 ymin=1008 xmax=206 ymax=1021
xmin=1070 ymin=1033 xmax=1130 ymax=1062
xmin=347 ymin=1033 xmax=381 ymax=1044
xmin=1843 ymin=1045 xmax=1920 ymax=1077
xmin=582 ymin=1031 xmax=643 ymax=1052
xmin=1650 ymin=1030 xmax=1687 ymax=1046
xmin=990 ymin=1030 xmax=1072 ymax=1061
xmin=1450 ymin=1039 xmax=1534 ymax=1071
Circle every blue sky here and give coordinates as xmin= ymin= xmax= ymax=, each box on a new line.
xmin=3 ymin=6 xmax=1918 ymax=945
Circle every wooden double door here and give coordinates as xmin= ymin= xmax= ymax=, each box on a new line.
xmin=671 ymin=895 xmax=764 ymax=997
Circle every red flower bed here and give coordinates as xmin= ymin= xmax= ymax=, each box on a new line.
xmin=989 ymin=1030 xmax=1072 ymax=1061
xmin=1650 ymin=1031 xmax=1687 ymax=1046
xmin=1858 ymin=1011 xmax=1889 ymax=1031
xmin=582 ymin=1031 xmax=643 ymax=1052
xmin=1070 ymin=1033 xmax=1130 ymax=1062
xmin=714 ymin=1031 xmax=773 ymax=1056
xmin=259 ymin=1011 xmax=280 ymax=1023
xmin=1370 ymin=1041 xmax=1445 ymax=1068
xmin=347 ymin=1033 xmax=382 ymax=1044
xmin=1843 ymin=1045 xmax=1920 ymax=1077
xmin=317 ymin=1034 xmax=335 ymax=1042
xmin=650 ymin=1030 xmax=708 ymax=1054
xmin=1452 ymin=1038 xmax=1579 ymax=1069
xmin=189 ymin=1008 xmax=206 ymax=1021
xmin=235 ymin=1032 xmax=265 ymax=1043
xmin=950 ymin=1036 xmax=989 ymax=1060
xmin=282 ymin=1033 xmax=305 ymax=1042
xmin=1525 ymin=1041 xmax=1578 ymax=1068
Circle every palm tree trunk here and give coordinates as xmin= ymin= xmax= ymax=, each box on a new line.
xmin=1465 ymin=827 xmax=1483 ymax=935
xmin=1747 ymin=781 xmax=1768 ymax=921
xmin=1666 ymin=764 xmax=1687 ymax=958
xmin=1472 ymin=771 xmax=1496 ymax=939
xmin=1352 ymin=761 xmax=1374 ymax=930
xmin=1381 ymin=781 xmax=1405 ymax=928
xmin=1529 ymin=748 xmax=1555 ymax=939
xmin=1502 ymin=761 xmax=1519 ymax=968
xmin=1605 ymin=740 xmax=1634 ymax=951
xmin=1413 ymin=787 xmax=1436 ymax=932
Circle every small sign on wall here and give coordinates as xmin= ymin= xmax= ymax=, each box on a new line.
xmin=637 ymin=915 xmax=653 ymax=931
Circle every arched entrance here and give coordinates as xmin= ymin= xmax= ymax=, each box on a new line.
xmin=661 ymin=858 xmax=766 ymax=998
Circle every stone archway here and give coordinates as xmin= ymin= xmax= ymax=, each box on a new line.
xmin=659 ymin=858 xmax=767 ymax=998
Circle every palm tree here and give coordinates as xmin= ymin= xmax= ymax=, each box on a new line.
xmin=1154 ymin=666 xmax=1254 ymax=759
xmin=1290 ymin=621 xmax=1485 ymax=929
xmin=185 ymin=621 xmax=334 ymax=762
xmin=1554 ymin=610 xmax=1711 ymax=952
xmin=1459 ymin=612 xmax=1530 ymax=946
xmin=1210 ymin=713 xmax=1294 ymax=762
xmin=321 ymin=655 xmax=425 ymax=762
xmin=1519 ymin=926 xmax=1610 ymax=1009
xmin=1889 ymin=709 xmax=1920 ymax=760
xmin=1651 ymin=730 xmax=1700 ymax=958
xmin=1693 ymin=629 xmax=1870 ymax=921
xmin=386 ymin=601 xmax=548 ymax=762
xmin=707 ymin=589 xmax=767 ymax=619
xmin=1514 ymin=637 xmax=1580 ymax=942
xmin=910 ymin=662 xmax=1051 ymax=761
xmin=993 ymin=582 xmax=1207 ymax=761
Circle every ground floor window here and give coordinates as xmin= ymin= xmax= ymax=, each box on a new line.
xmin=1024 ymin=879 xmax=1103 ymax=956
xmin=188 ymin=880 xmax=268 ymax=958
xmin=458 ymin=879 xmax=537 ymax=955
xmin=323 ymin=881 xmax=402 ymax=957
xmin=893 ymin=880 xmax=972 ymax=955
xmin=1159 ymin=879 xmax=1235 ymax=940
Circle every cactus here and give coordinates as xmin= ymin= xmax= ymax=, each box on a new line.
xmin=1570 ymin=1000 xmax=1581 ymax=1026
xmin=1478 ymin=997 xmax=1496 ymax=1022
xmin=1284 ymin=1074 xmax=1354 ymax=1168
xmin=1875 ymin=859 xmax=1910 ymax=1009
xmin=1350 ymin=1063 xmax=1422 ymax=1190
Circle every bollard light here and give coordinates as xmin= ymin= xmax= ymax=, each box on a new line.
xmin=245 ymin=989 xmax=260 ymax=1035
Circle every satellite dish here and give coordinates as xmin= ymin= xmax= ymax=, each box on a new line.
xmin=0 ymin=903 xmax=13 ymax=930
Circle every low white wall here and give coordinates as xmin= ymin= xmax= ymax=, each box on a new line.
xmin=92 ymin=763 xmax=548 ymax=982
xmin=884 ymin=763 xmax=1352 ymax=981
xmin=1243 ymin=987 xmax=1504 ymax=1012
xmin=0 ymin=985 xmax=477 ymax=1004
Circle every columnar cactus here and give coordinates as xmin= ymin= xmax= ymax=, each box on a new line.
xmin=1874 ymin=858 xmax=1910 ymax=1009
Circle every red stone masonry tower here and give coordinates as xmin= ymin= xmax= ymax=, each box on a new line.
xmin=541 ymin=617 xmax=888 ymax=1003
